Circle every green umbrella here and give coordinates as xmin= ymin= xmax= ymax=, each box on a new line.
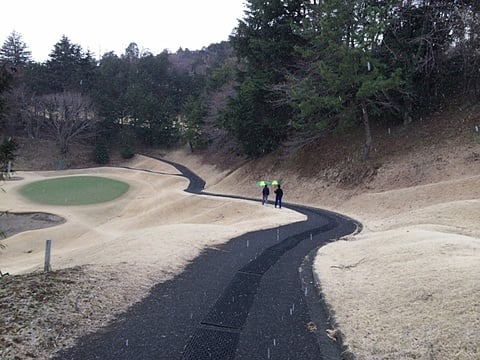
xmin=256 ymin=180 xmax=272 ymax=187
xmin=271 ymin=180 xmax=281 ymax=186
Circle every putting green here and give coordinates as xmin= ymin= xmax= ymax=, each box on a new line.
xmin=18 ymin=176 xmax=130 ymax=205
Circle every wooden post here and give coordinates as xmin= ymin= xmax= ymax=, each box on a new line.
xmin=44 ymin=240 xmax=52 ymax=272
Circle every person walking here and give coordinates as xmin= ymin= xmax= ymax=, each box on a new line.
xmin=274 ymin=185 xmax=283 ymax=208
xmin=262 ymin=184 xmax=270 ymax=205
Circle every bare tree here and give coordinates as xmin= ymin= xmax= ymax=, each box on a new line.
xmin=20 ymin=91 xmax=47 ymax=139
xmin=41 ymin=92 xmax=98 ymax=154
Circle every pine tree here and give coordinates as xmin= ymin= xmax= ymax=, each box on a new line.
xmin=0 ymin=31 xmax=31 ymax=65
xmin=45 ymin=36 xmax=96 ymax=93
xmin=225 ymin=0 xmax=308 ymax=156
xmin=285 ymin=0 xmax=406 ymax=160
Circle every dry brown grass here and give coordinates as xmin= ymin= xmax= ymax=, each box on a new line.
xmin=2 ymin=101 xmax=480 ymax=359
xmin=0 ymin=264 xmax=163 ymax=359
xmin=163 ymin=102 xmax=480 ymax=360
xmin=0 ymin=156 xmax=305 ymax=359
xmin=315 ymin=228 xmax=480 ymax=360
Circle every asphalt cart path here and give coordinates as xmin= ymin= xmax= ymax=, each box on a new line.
xmin=55 ymin=158 xmax=361 ymax=360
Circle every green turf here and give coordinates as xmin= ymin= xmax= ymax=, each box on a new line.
xmin=18 ymin=176 xmax=130 ymax=205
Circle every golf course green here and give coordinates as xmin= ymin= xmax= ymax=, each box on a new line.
xmin=18 ymin=175 xmax=130 ymax=205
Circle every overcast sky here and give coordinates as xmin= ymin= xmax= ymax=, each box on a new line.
xmin=1 ymin=0 xmax=247 ymax=62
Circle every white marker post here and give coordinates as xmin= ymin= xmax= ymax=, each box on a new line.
xmin=7 ymin=161 xmax=11 ymax=178
xmin=44 ymin=240 xmax=52 ymax=272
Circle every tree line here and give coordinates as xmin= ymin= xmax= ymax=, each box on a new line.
xmin=225 ymin=0 xmax=480 ymax=159
xmin=1 ymin=0 xmax=479 ymax=165
xmin=0 ymin=32 xmax=216 ymax=163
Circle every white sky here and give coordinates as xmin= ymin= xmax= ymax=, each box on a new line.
xmin=1 ymin=0 xmax=247 ymax=62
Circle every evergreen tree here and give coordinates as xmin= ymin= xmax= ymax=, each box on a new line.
xmin=380 ymin=1 xmax=480 ymax=109
xmin=0 ymin=63 xmax=13 ymax=124
xmin=44 ymin=36 xmax=96 ymax=94
xmin=285 ymin=0 xmax=405 ymax=160
xmin=181 ymin=95 xmax=207 ymax=151
xmin=0 ymin=137 xmax=19 ymax=174
xmin=0 ymin=31 xmax=31 ymax=65
xmin=225 ymin=0 xmax=308 ymax=157
xmin=92 ymin=49 xmax=188 ymax=147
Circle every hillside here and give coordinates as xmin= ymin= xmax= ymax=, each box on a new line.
xmin=3 ymin=101 xmax=480 ymax=359
xmin=156 ymin=101 xmax=480 ymax=359
xmin=170 ymin=100 xmax=480 ymax=205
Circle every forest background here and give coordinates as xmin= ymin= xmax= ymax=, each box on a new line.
xmin=1 ymin=0 xmax=478 ymax=167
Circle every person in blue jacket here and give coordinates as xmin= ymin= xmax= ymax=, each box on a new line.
xmin=262 ymin=184 xmax=270 ymax=205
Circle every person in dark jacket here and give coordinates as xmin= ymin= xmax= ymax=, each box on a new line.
xmin=262 ymin=184 xmax=270 ymax=205
xmin=274 ymin=185 xmax=283 ymax=208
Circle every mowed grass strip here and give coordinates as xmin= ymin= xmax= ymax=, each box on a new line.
xmin=19 ymin=176 xmax=130 ymax=205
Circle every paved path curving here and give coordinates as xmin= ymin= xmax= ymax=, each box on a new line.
xmin=55 ymin=158 xmax=361 ymax=360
